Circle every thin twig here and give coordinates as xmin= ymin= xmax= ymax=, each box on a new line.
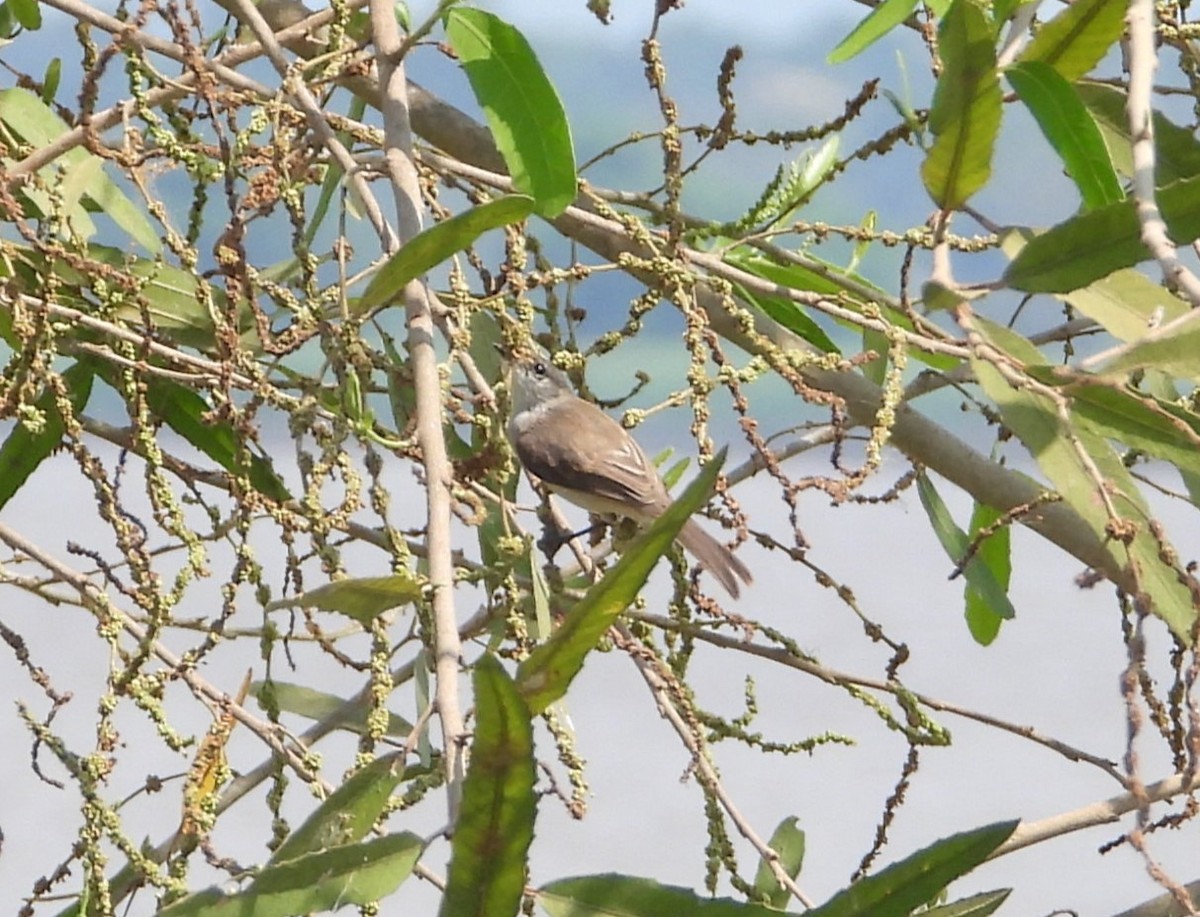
xmin=223 ymin=0 xmax=396 ymax=249
xmin=418 ymin=150 xmax=967 ymax=361
xmin=41 ymin=0 xmax=1127 ymax=599
xmin=0 ymin=523 xmax=325 ymax=785
xmin=8 ymin=0 xmax=364 ymax=179
xmin=632 ymin=611 xmax=1127 ymax=783
xmin=617 ymin=624 xmax=817 ymax=909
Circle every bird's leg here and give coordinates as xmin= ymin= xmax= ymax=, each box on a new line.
xmin=538 ymin=519 xmax=602 ymax=559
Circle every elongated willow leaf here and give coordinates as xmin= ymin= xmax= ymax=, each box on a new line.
xmin=921 ymin=0 xmax=1002 ymax=210
xmin=969 ymin=316 xmax=1197 ymax=640
xmin=157 ymin=833 xmax=422 ymax=916
xmin=357 ymin=195 xmax=535 ymax=312
xmin=0 ymin=361 xmax=93 ymax=511
xmin=445 ymin=8 xmax=576 ymax=216
xmin=439 ymin=655 xmax=536 ymax=917
xmin=1007 ymin=61 xmax=1122 ymax=211
xmin=805 ymin=821 xmax=1017 ymax=917
xmin=540 ymin=875 xmax=792 ymax=917
xmin=1076 ymin=81 xmax=1200 ymax=184
xmin=828 ymin=0 xmax=919 ymax=64
xmin=1004 ymin=173 xmax=1200 ymax=292
xmin=1018 ymin=0 xmax=1126 ymax=82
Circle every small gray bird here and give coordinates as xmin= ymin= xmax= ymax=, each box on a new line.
xmin=505 ymin=353 xmax=752 ymax=598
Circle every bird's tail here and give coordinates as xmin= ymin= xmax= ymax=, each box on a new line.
xmin=676 ymin=519 xmax=752 ymax=598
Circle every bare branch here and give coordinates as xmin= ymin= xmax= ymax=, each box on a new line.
xmin=1126 ymin=0 xmax=1200 ymax=306
xmin=370 ymin=0 xmax=467 ymax=817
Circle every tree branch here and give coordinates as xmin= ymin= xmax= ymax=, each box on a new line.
xmin=994 ymin=770 xmax=1199 ymax=857
xmin=370 ymin=0 xmax=467 ymax=817
xmin=1126 ymin=0 xmax=1200 ymax=306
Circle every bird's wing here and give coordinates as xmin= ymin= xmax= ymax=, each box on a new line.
xmin=514 ymin=398 xmax=667 ymax=514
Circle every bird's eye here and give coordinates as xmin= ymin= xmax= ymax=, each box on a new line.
xmin=532 ymin=361 xmax=547 ymax=377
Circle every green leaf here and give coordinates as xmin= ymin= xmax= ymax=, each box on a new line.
xmin=0 ymin=361 xmax=94 ymax=512
xmin=270 ymin=753 xmax=410 ymax=863
xmin=752 ymin=817 xmax=806 ymax=910
xmin=378 ymin=327 xmax=416 ymax=436
xmin=1005 ymin=171 xmax=1200 ymax=294
xmin=516 ymin=451 xmax=727 ymax=716
xmin=157 ymin=832 xmax=422 ymax=916
xmin=1181 ymin=467 xmax=1200 ymax=508
xmin=992 ymin=0 xmax=1029 ymax=27
xmin=724 ymin=248 xmax=874 ymax=297
xmin=0 ymin=296 xmax=14 ymax=348
xmin=921 ymin=889 xmax=1011 ymax=917
xmin=1024 ymin=368 xmax=1200 ymax=476
xmin=301 ymin=94 xmax=366 ymax=251
xmin=921 ymin=0 xmax=1002 ymax=209
xmin=414 ymin=646 xmax=434 ymax=768
xmin=1002 ymin=197 xmax=1142 ymax=292
xmin=306 ymin=157 xmax=346 ymax=248
xmin=467 ymin=307 xmax=505 ymax=384
xmin=796 ymin=135 xmax=841 ymax=201
xmin=475 ymin=454 xmax=520 ymax=593
xmin=141 ymin=378 xmax=291 ymax=502
xmin=725 ymin=247 xmax=850 ymax=293
xmin=468 ymin=312 xmax=518 ymax=583
xmin=964 ymin=502 xmax=1010 ymax=646
xmin=828 ymin=0 xmax=919 ymax=63
xmin=1062 ymin=268 xmax=1188 ymax=342
xmin=1006 ymin=61 xmax=1123 ymax=211
xmin=440 ymin=655 xmax=536 ymax=917
xmin=862 ymin=326 xmax=890 ymax=384
xmin=13 ymin=243 xmax=246 ymax=353
xmin=249 ymin=681 xmax=415 ymax=738
xmin=1096 ymin=320 xmax=1200 ymax=381
xmin=270 ymin=574 xmax=423 ymax=623
xmin=101 ymin=249 xmax=238 ymax=349
xmin=723 ymin=249 xmax=858 ymax=356
xmin=42 ymin=58 xmax=61 ymax=104
xmin=846 ymin=210 xmax=876 ymax=275
xmin=661 ymin=455 xmax=689 ymax=491
xmin=357 ymin=195 xmax=535 ymax=313
xmin=922 ymin=279 xmax=969 ymax=313
xmin=734 ymin=282 xmax=840 ymax=355
xmin=970 ymin=317 xmax=1197 ymax=640
xmin=7 ymin=0 xmax=39 ymax=30
xmin=0 ymin=90 xmax=160 ymax=252
xmin=444 ymin=8 xmax=576 ymax=216
xmin=539 ymin=875 xmax=791 ymax=917
xmin=530 ymin=548 xmax=553 ymax=641
xmin=1076 ymin=81 xmax=1200 ymax=184
xmin=21 ymin=161 xmax=97 ymax=238
xmin=1018 ymin=0 xmax=1126 ymax=82
xmin=915 ymin=473 xmax=1015 ymax=646
xmin=805 ymin=821 xmax=1018 ymax=917
xmin=58 ymin=156 xmax=103 ymax=225
xmin=1138 ymin=181 xmax=1200 ymax=263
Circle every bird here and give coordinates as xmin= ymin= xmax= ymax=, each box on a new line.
xmin=504 ymin=352 xmax=752 ymax=598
